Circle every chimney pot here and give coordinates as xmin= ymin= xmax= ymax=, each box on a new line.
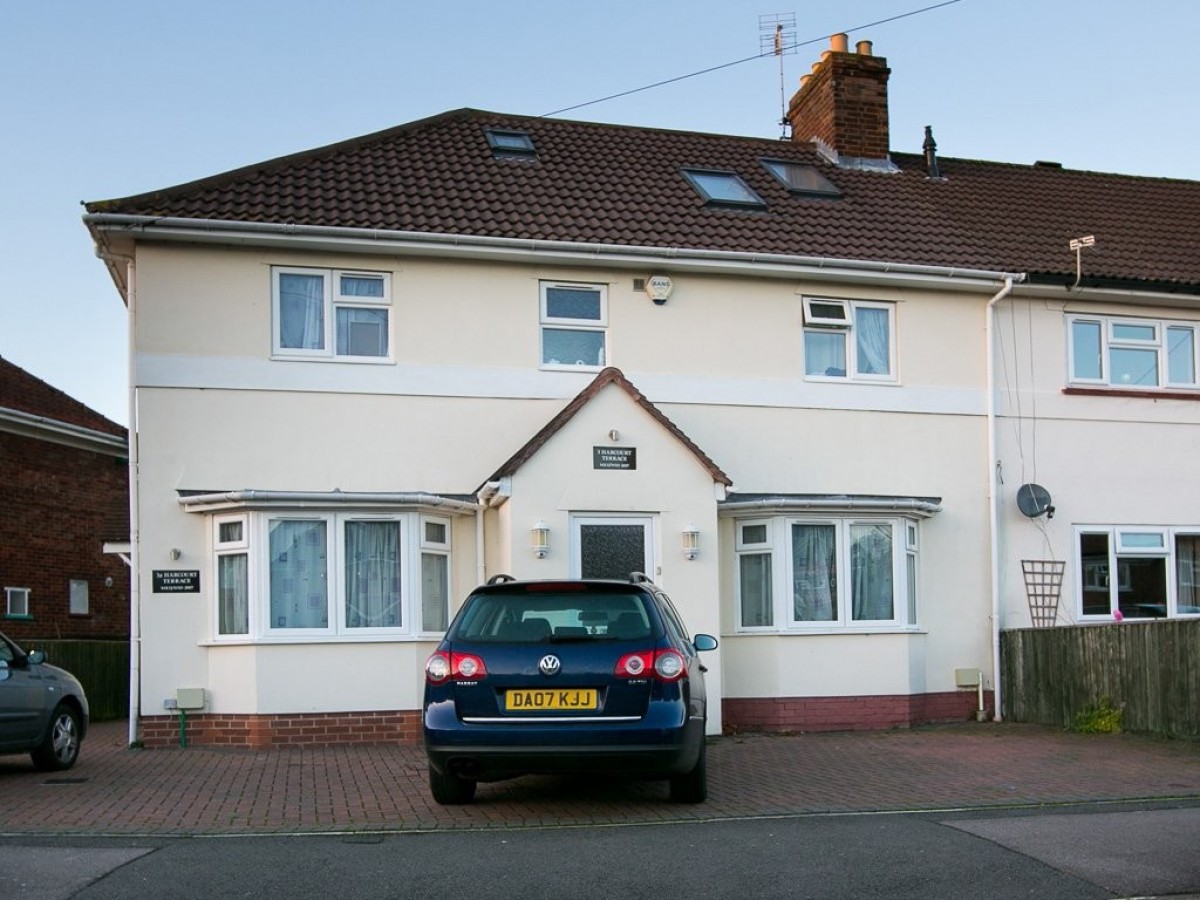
xmin=856 ymin=40 xmax=873 ymax=56
xmin=830 ymin=33 xmax=849 ymax=53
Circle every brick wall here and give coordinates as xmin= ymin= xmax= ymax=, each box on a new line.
xmin=787 ymin=49 xmax=891 ymax=160
xmin=138 ymin=710 xmax=423 ymax=749
xmin=724 ymin=690 xmax=990 ymax=734
xmin=0 ymin=432 xmax=130 ymax=643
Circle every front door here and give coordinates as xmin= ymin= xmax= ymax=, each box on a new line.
xmin=571 ymin=516 xmax=654 ymax=580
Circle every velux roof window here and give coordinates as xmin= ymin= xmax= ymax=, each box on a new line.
xmin=682 ymin=168 xmax=766 ymax=208
xmin=485 ymin=129 xmax=537 ymax=159
xmin=761 ymin=159 xmax=842 ymax=197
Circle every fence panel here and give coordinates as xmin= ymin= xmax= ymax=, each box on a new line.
xmin=1001 ymin=620 xmax=1200 ymax=736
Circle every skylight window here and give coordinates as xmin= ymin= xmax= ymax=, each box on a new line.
xmin=761 ymin=159 xmax=842 ymax=197
xmin=682 ymin=169 xmax=766 ymax=208
xmin=485 ymin=129 xmax=537 ymax=159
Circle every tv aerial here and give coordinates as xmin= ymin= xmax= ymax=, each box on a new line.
xmin=1016 ymin=483 xmax=1055 ymax=519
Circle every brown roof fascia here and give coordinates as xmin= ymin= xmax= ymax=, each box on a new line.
xmin=482 ymin=367 xmax=732 ymax=490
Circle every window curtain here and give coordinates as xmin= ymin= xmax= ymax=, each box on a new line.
xmin=855 ymin=307 xmax=890 ymax=375
xmin=739 ymin=552 xmax=773 ymax=626
xmin=345 ymin=521 xmax=402 ymax=628
xmin=851 ymin=524 xmax=894 ymax=620
xmin=279 ymin=273 xmax=325 ymax=350
xmin=804 ymin=330 xmax=846 ymax=376
xmin=792 ymin=524 xmax=837 ymax=621
xmin=1178 ymin=536 xmax=1200 ymax=612
xmin=421 ymin=552 xmax=448 ymax=632
xmin=217 ymin=553 xmax=248 ymax=634
xmin=269 ymin=519 xmax=328 ymax=628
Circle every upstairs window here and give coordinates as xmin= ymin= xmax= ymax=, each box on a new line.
xmin=540 ymin=281 xmax=606 ymax=369
xmin=761 ymin=159 xmax=842 ymax=197
xmin=273 ymin=267 xmax=391 ymax=361
xmin=1068 ymin=314 xmax=1200 ymax=390
xmin=802 ymin=297 xmax=895 ymax=381
xmin=485 ymin=129 xmax=536 ymax=159
xmin=682 ymin=169 xmax=766 ymax=208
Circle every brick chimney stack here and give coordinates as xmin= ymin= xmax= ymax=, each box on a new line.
xmin=786 ymin=34 xmax=891 ymax=161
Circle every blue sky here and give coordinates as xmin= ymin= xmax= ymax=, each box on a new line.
xmin=4 ymin=0 xmax=1198 ymax=426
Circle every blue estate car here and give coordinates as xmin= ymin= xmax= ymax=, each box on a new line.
xmin=423 ymin=574 xmax=718 ymax=805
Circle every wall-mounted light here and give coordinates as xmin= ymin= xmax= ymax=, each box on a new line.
xmin=531 ymin=521 xmax=550 ymax=559
xmin=681 ymin=524 xmax=700 ymax=560
xmin=170 ymin=548 xmax=182 ymax=560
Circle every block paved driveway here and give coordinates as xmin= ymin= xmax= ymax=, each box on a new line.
xmin=2 ymin=720 xmax=1199 ymax=836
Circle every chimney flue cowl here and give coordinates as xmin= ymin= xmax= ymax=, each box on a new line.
xmin=923 ymin=125 xmax=941 ymax=179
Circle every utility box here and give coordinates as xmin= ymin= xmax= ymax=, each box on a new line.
xmin=175 ymin=688 xmax=206 ymax=710
xmin=954 ymin=668 xmax=981 ymax=688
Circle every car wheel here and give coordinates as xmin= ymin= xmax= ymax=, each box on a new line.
xmin=31 ymin=704 xmax=82 ymax=772
xmin=429 ymin=765 xmax=477 ymax=805
xmin=669 ymin=736 xmax=708 ymax=803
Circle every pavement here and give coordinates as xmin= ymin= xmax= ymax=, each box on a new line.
xmin=2 ymin=719 xmax=1199 ymax=837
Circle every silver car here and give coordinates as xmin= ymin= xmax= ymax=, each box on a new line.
xmin=0 ymin=631 xmax=89 ymax=770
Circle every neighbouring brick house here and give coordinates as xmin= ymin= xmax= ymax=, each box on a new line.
xmin=0 ymin=356 xmax=129 ymax=644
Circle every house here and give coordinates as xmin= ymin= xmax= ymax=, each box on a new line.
xmin=82 ymin=35 xmax=1200 ymax=748
xmin=0 ymin=357 xmax=130 ymax=643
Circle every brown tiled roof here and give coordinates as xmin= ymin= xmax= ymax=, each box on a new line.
xmin=0 ymin=356 xmax=126 ymax=437
xmin=483 ymin=367 xmax=732 ymax=490
xmin=86 ymin=108 xmax=1200 ymax=294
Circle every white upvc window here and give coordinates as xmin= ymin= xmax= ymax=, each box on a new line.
xmin=540 ymin=281 xmax=607 ymax=369
xmin=273 ymin=267 xmax=391 ymax=360
xmin=1068 ymin=314 xmax=1200 ymax=389
xmin=802 ymin=297 xmax=895 ymax=381
xmin=210 ymin=511 xmax=451 ymax=641
xmin=734 ymin=516 xmax=918 ymax=632
xmin=5 ymin=587 xmax=30 ymax=618
xmin=1077 ymin=526 xmax=1200 ymax=620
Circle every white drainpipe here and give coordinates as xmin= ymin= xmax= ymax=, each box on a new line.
xmin=986 ymin=276 xmax=1019 ymax=722
xmin=96 ymin=248 xmax=140 ymax=748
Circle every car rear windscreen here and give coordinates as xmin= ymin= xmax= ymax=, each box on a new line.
xmin=455 ymin=591 xmax=653 ymax=642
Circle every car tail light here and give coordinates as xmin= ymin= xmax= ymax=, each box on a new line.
xmin=452 ymin=653 xmax=487 ymax=680
xmin=615 ymin=649 xmax=686 ymax=682
xmin=425 ymin=651 xmax=488 ymax=684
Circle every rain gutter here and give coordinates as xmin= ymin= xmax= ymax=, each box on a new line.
xmin=83 ymin=214 xmax=1024 ymax=293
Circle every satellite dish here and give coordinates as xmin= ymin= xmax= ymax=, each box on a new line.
xmin=1016 ymin=483 xmax=1055 ymax=519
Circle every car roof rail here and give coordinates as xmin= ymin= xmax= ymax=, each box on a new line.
xmin=486 ymin=573 xmax=516 ymax=585
xmin=628 ymin=571 xmax=653 ymax=584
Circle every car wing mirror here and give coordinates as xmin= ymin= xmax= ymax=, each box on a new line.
xmin=27 ymin=649 xmax=45 ymax=665
xmin=693 ymin=634 xmax=718 ymax=652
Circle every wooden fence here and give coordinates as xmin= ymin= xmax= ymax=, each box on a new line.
xmin=31 ymin=640 xmax=129 ymax=722
xmin=1001 ymin=619 xmax=1200 ymax=737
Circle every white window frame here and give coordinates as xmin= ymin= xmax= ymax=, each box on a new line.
xmin=735 ymin=519 xmax=775 ymax=630
xmin=210 ymin=510 xmax=451 ymax=642
xmin=1067 ymin=313 xmax=1200 ymax=390
xmin=1076 ymin=525 xmax=1200 ymax=620
xmin=272 ymin=266 xmax=392 ymax=362
xmin=733 ymin=516 xmax=919 ymax=633
xmin=802 ymin=297 xmax=896 ymax=382
xmin=5 ymin=587 xmax=30 ymax=618
xmin=540 ymin=281 xmax=608 ymax=370
xmin=419 ymin=516 xmax=452 ymax=633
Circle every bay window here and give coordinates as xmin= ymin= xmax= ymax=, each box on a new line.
xmin=211 ymin=511 xmax=451 ymax=640
xmin=736 ymin=515 xmax=919 ymax=631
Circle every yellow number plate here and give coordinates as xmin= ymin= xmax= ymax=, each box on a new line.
xmin=505 ymin=689 xmax=598 ymax=711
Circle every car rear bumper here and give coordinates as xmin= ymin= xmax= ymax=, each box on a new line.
xmin=424 ymin=714 xmax=705 ymax=780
